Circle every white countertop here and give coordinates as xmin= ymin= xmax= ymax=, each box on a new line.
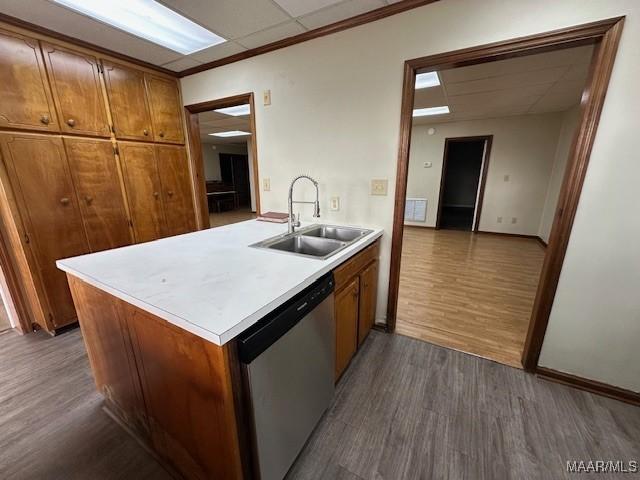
xmin=57 ymin=220 xmax=382 ymax=346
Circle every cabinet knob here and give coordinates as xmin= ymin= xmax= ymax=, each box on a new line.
xmin=60 ymin=197 xmax=70 ymax=205
xmin=159 ymin=131 xmax=165 ymax=138
xmin=143 ymin=129 xmax=149 ymax=136
xmin=66 ymin=118 xmax=76 ymax=127
xmin=167 ymin=190 xmax=174 ymax=197
xmin=85 ymin=196 xmax=93 ymax=205
xmin=40 ymin=115 xmax=50 ymax=125
xmin=153 ymin=191 xmax=160 ymax=198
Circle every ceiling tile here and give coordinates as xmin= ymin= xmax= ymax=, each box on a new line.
xmin=413 ymin=86 xmax=447 ymax=109
xmin=162 ymin=57 xmax=202 ymax=72
xmin=444 ymin=67 xmax=566 ymax=96
xmin=298 ymin=0 xmax=385 ymax=30
xmin=189 ymin=42 xmax=247 ymax=63
xmin=273 ymin=0 xmax=344 ymax=17
xmin=236 ymin=21 xmax=306 ymax=49
xmin=161 ymin=0 xmax=291 ymax=39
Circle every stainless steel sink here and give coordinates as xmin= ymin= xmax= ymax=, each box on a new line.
xmin=300 ymin=225 xmax=371 ymax=242
xmin=251 ymin=224 xmax=372 ymax=260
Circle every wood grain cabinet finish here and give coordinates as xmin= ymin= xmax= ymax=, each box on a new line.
xmin=358 ymin=260 xmax=378 ymax=346
xmin=119 ymin=142 xmax=167 ymax=243
xmin=335 ymin=276 xmax=360 ymax=381
xmin=0 ymin=28 xmax=59 ymax=132
xmin=156 ymin=145 xmax=196 ymax=236
xmin=41 ymin=42 xmax=111 ymax=137
xmin=146 ymin=75 xmax=184 ymax=144
xmin=64 ymin=137 xmax=132 ymax=251
xmin=102 ymin=61 xmax=153 ymax=141
xmin=0 ymin=132 xmax=89 ymax=328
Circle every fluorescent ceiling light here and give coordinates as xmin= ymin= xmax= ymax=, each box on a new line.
xmin=413 ymin=106 xmax=450 ymax=117
xmin=209 ymin=131 xmax=251 ymax=137
xmin=214 ymin=104 xmax=250 ymax=117
xmin=52 ymin=0 xmax=226 ymax=55
xmin=415 ymin=72 xmax=440 ymax=89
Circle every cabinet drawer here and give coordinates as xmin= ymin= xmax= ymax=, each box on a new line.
xmin=333 ymin=240 xmax=379 ymax=291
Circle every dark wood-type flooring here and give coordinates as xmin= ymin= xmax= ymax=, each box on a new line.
xmin=1 ymin=328 xmax=638 ymax=479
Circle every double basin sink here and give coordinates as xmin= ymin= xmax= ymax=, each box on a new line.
xmin=251 ymin=224 xmax=372 ymax=260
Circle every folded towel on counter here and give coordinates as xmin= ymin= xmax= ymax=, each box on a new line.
xmin=256 ymin=212 xmax=289 ymax=223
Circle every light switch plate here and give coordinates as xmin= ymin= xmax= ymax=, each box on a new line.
xmin=330 ymin=196 xmax=340 ymax=211
xmin=263 ymin=90 xmax=271 ymax=106
xmin=371 ymin=179 xmax=388 ymax=196
xmin=263 ymin=178 xmax=271 ymax=191
xmin=423 ymin=161 xmax=432 ymax=168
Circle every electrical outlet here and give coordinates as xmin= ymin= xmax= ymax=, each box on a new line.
xmin=263 ymin=90 xmax=271 ymax=106
xmin=330 ymin=196 xmax=340 ymax=211
xmin=371 ymin=179 xmax=388 ymax=196
xmin=263 ymin=178 xmax=271 ymax=191
xmin=497 ymin=216 xmax=503 ymax=223
xmin=511 ymin=217 xmax=517 ymax=224
xmin=504 ymin=174 xmax=510 ymax=182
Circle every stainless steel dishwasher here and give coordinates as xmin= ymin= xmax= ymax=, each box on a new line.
xmin=238 ymin=273 xmax=335 ymax=480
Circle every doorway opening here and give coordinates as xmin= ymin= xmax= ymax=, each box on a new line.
xmin=184 ymin=93 xmax=261 ymax=229
xmin=436 ymin=136 xmax=491 ymax=231
xmin=387 ymin=18 xmax=624 ymax=371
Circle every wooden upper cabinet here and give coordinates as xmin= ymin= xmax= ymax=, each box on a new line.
xmin=156 ymin=145 xmax=195 ymax=237
xmin=335 ymin=277 xmax=359 ymax=381
xmin=64 ymin=137 xmax=132 ymax=252
xmin=41 ymin=42 xmax=110 ymax=137
xmin=358 ymin=260 xmax=378 ymax=346
xmin=102 ymin=61 xmax=153 ymax=141
xmin=146 ymin=75 xmax=184 ymax=144
xmin=119 ymin=142 xmax=166 ymax=243
xmin=0 ymin=28 xmax=59 ymax=132
xmin=0 ymin=132 xmax=88 ymax=327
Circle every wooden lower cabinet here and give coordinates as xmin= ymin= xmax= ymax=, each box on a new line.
xmin=68 ymin=276 xmax=245 ymax=480
xmin=156 ymin=145 xmax=196 ymax=237
xmin=333 ymin=240 xmax=380 ymax=380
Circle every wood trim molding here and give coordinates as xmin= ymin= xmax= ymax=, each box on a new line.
xmin=537 ymin=367 xmax=640 ymax=407
xmin=386 ymin=17 xmax=626 ymax=374
xmin=179 ymin=0 xmax=439 ymax=77
xmin=0 ymin=228 xmax=31 ymax=333
xmin=0 ymin=13 xmax=177 ymax=77
xmin=184 ymin=93 xmax=262 ymax=229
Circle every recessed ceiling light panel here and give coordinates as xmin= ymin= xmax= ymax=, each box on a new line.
xmin=210 ymin=131 xmax=251 ymax=137
xmin=412 ymin=106 xmax=450 ymax=117
xmin=415 ymin=72 xmax=440 ymax=89
xmin=52 ymin=0 xmax=226 ymax=55
xmin=214 ymin=104 xmax=251 ymax=117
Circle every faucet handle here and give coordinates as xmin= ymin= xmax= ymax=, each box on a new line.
xmin=294 ymin=213 xmax=301 ymax=227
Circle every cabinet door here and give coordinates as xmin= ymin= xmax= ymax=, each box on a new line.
xmin=335 ymin=277 xmax=359 ymax=381
xmin=41 ymin=42 xmax=110 ymax=137
xmin=0 ymin=28 xmax=59 ymax=132
xmin=156 ymin=145 xmax=195 ymax=237
xmin=119 ymin=142 xmax=166 ymax=243
xmin=146 ymin=75 xmax=184 ymax=144
xmin=358 ymin=260 xmax=378 ymax=346
xmin=103 ymin=61 xmax=153 ymax=141
xmin=0 ymin=133 xmax=88 ymax=327
xmin=64 ymin=137 xmax=132 ymax=251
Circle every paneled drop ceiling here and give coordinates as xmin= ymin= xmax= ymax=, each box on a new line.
xmin=0 ymin=0 xmax=396 ymax=72
xmin=199 ymin=109 xmax=252 ymax=145
xmin=413 ymin=44 xmax=594 ymax=125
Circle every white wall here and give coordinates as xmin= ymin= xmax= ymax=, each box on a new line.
xmin=201 ymin=143 xmax=248 ymax=181
xmin=406 ymin=113 xmax=563 ymax=234
xmin=182 ymin=0 xmax=640 ymax=391
xmin=538 ymin=106 xmax=582 ymax=243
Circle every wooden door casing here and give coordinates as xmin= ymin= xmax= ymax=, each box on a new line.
xmin=335 ymin=276 xmax=360 ymax=381
xmin=358 ymin=260 xmax=378 ymax=346
xmin=0 ymin=132 xmax=89 ymax=327
xmin=0 ymin=28 xmax=59 ymax=132
xmin=64 ymin=137 xmax=132 ymax=252
xmin=146 ymin=74 xmax=184 ymax=144
xmin=156 ymin=145 xmax=196 ymax=237
xmin=119 ymin=142 xmax=167 ymax=243
xmin=41 ymin=42 xmax=111 ymax=137
xmin=102 ymin=61 xmax=153 ymax=141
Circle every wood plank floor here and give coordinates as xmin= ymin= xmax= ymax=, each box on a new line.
xmin=397 ymin=227 xmax=546 ymax=368
xmin=2 ymin=328 xmax=639 ymax=479
xmin=209 ymin=208 xmax=256 ymax=228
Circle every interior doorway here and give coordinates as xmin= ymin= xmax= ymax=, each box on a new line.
xmin=436 ymin=136 xmax=491 ymax=231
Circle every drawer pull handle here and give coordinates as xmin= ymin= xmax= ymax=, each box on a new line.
xmin=40 ymin=115 xmax=50 ymax=125
xmin=159 ymin=131 xmax=165 ymax=138
xmin=67 ymin=118 xmax=76 ymax=127
xmin=143 ymin=129 xmax=149 ymax=136
xmin=60 ymin=197 xmax=70 ymax=205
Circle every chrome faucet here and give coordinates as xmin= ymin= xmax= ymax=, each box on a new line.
xmin=288 ymin=175 xmax=320 ymax=234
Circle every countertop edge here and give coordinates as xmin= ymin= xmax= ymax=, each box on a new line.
xmin=57 ymin=228 xmax=383 ymax=346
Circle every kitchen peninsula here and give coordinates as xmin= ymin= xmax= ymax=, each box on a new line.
xmin=57 ymin=219 xmax=382 ymax=479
